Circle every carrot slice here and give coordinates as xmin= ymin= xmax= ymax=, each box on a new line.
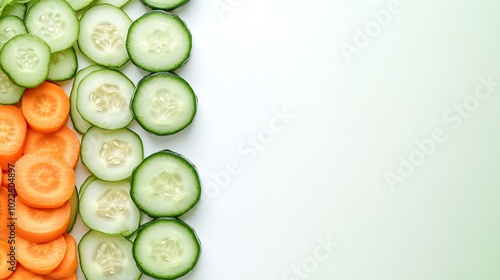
xmin=1 ymin=171 xmax=8 ymax=187
xmin=21 ymin=82 xmax=70 ymax=134
xmin=0 ymin=240 xmax=15 ymax=279
xmin=16 ymin=235 xmax=66 ymax=275
xmin=15 ymin=152 xmax=75 ymax=209
xmin=0 ymin=187 xmax=13 ymax=242
xmin=23 ymin=126 xmax=80 ymax=168
xmin=45 ymin=234 xmax=78 ymax=279
xmin=0 ymin=105 xmax=27 ymax=170
xmin=49 ymin=274 xmax=76 ymax=280
xmin=17 ymin=199 xmax=70 ymax=243
xmin=5 ymin=264 xmax=52 ymax=280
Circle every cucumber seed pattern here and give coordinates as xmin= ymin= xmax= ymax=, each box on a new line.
xmin=38 ymin=12 xmax=64 ymax=36
xmin=146 ymin=29 xmax=175 ymax=54
xmin=92 ymin=23 xmax=124 ymax=51
xmin=16 ymin=48 xmax=39 ymax=70
xmin=100 ymin=139 xmax=131 ymax=166
xmin=150 ymin=235 xmax=183 ymax=266
xmin=152 ymin=89 xmax=182 ymax=125
xmin=149 ymin=170 xmax=184 ymax=201
xmin=90 ymin=84 xmax=126 ymax=112
xmin=94 ymin=242 xmax=126 ymax=275
xmin=96 ymin=189 xmax=130 ymax=219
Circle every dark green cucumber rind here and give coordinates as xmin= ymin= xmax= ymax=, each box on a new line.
xmin=130 ymin=149 xmax=201 ymax=217
xmin=139 ymin=0 xmax=190 ymax=10
xmin=93 ymin=0 xmax=131 ymax=8
xmin=1 ymin=3 xmax=27 ymax=19
xmin=132 ymin=218 xmax=201 ymax=279
xmin=47 ymin=47 xmax=78 ymax=82
xmin=132 ymin=72 xmax=197 ymax=136
xmin=126 ymin=10 xmax=192 ymax=72
xmin=66 ymin=186 xmax=79 ymax=233
xmin=69 ymin=65 xmax=104 ymax=134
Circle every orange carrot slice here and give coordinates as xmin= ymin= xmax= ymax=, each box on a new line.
xmin=15 ymin=152 xmax=75 ymax=209
xmin=16 ymin=235 xmax=66 ymax=275
xmin=0 ymin=240 xmax=15 ymax=279
xmin=21 ymin=82 xmax=70 ymax=134
xmin=0 ymin=187 xmax=13 ymax=242
xmin=17 ymin=199 xmax=70 ymax=243
xmin=45 ymin=234 xmax=78 ymax=279
xmin=23 ymin=126 xmax=80 ymax=168
xmin=5 ymin=264 xmax=53 ymax=280
xmin=0 ymin=105 xmax=27 ymax=170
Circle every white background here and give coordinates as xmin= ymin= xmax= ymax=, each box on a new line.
xmin=70 ymin=0 xmax=500 ymax=279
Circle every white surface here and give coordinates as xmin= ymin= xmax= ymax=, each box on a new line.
xmin=68 ymin=0 xmax=500 ymax=279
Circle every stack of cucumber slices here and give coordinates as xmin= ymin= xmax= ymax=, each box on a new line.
xmin=0 ymin=0 xmax=201 ymax=279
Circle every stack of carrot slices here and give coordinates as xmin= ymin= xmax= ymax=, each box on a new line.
xmin=0 ymin=81 xmax=79 ymax=280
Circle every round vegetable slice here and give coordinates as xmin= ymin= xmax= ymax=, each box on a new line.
xmin=126 ymin=10 xmax=192 ymax=72
xmin=133 ymin=218 xmax=201 ymax=279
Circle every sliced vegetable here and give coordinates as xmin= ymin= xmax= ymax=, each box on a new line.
xmin=66 ymin=186 xmax=79 ymax=233
xmin=0 ymin=105 xmax=26 ymax=170
xmin=0 ymin=240 xmax=14 ymax=279
xmin=93 ymin=0 xmax=131 ymax=8
xmin=47 ymin=47 xmax=78 ymax=82
xmin=16 ymin=199 xmax=70 ymax=243
xmin=15 ymin=152 xmax=75 ymax=209
xmin=1 ymin=2 xmax=27 ymax=19
xmin=0 ymin=33 xmax=51 ymax=88
xmin=16 ymin=235 xmax=67 ymax=275
xmin=64 ymin=0 xmax=94 ymax=11
xmin=46 ymin=233 xmax=78 ymax=279
xmin=79 ymin=230 xmax=142 ymax=280
xmin=76 ymin=69 xmax=135 ymax=130
xmin=0 ymin=187 xmax=11 ymax=242
xmin=69 ymin=65 xmax=104 ymax=134
xmin=25 ymin=0 xmax=80 ymax=52
xmin=131 ymin=149 xmax=201 ymax=217
xmin=21 ymin=81 xmax=70 ymax=134
xmin=24 ymin=126 xmax=80 ymax=168
xmin=78 ymin=4 xmax=132 ymax=68
xmin=126 ymin=10 xmax=192 ymax=72
xmin=139 ymin=0 xmax=189 ymax=10
xmin=80 ymin=126 xmax=144 ymax=181
xmin=0 ymin=68 xmax=25 ymax=105
xmin=132 ymin=72 xmax=197 ymax=135
xmin=133 ymin=218 xmax=201 ymax=279
xmin=0 ymin=15 xmax=27 ymax=51
xmin=79 ymin=178 xmax=140 ymax=236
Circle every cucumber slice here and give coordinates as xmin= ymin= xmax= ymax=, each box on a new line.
xmin=133 ymin=218 xmax=200 ymax=279
xmin=69 ymin=65 xmax=105 ymax=134
xmin=64 ymin=0 xmax=95 ymax=11
xmin=131 ymin=150 xmax=201 ymax=217
xmin=93 ymin=0 xmax=131 ymax=8
xmin=126 ymin=10 xmax=192 ymax=72
xmin=80 ymin=126 xmax=144 ymax=182
xmin=66 ymin=186 xmax=79 ymax=233
xmin=139 ymin=0 xmax=189 ymax=10
xmin=78 ymin=4 xmax=131 ymax=68
xmin=0 ymin=68 xmax=25 ymax=105
xmin=47 ymin=47 xmax=78 ymax=82
xmin=79 ymin=230 xmax=142 ymax=280
xmin=132 ymin=72 xmax=197 ymax=135
xmin=1 ymin=3 xmax=27 ymax=19
xmin=0 ymin=15 xmax=27 ymax=51
xmin=25 ymin=0 xmax=80 ymax=53
xmin=0 ymin=34 xmax=51 ymax=88
xmin=76 ymin=69 xmax=135 ymax=130
xmin=78 ymin=174 xmax=97 ymax=199
xmin=79 ymin=179 xmax=140 ymax=236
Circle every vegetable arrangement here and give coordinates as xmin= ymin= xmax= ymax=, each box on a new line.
xmin=0 ymin=0 xmax=201 ymax=279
